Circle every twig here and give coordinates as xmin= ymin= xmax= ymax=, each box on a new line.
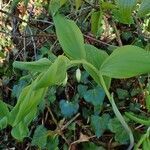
xmin=84 ymin=34 xmax=118 ymax=48
xmin=46 ymin=105 xmax=58 ymax=125
xmin=61 ymin=113 xmax=80 ymax=130
xmin=0 ymin=30 xmax=56 ymax=38
xmin=112 ymin=21 xmax=123 ymax=46
xmin=28 ymin=26 xmax=37 ymax=59
xmin=134 ymin=15 xmax=150 ymax=40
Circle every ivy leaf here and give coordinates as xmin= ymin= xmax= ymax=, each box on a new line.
xmin=91 ymin=114 xmax=110 ymax=138
xmin=108 ymin=117 xmax=129 ymax=144
xmin=59 ymin=100 xmax=79 ymax=118
xmin=77 ymin=84 xmax=88 ymax=98
xmin=116 ymin=88 xmax=129 ymax=100
xmin=46 ymin=87 xmax=56 ymax=104
xmin=47 ymin=135 xmax=59 ymax=150
xmin=12 ymin=80 xmax=28 ymax=98
xmin=83 ymin=86 xmax=105 ymax=106
xmin=32 ymin=125 xmax=48 ymax=149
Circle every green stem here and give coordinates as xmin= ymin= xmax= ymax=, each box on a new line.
xmin=125 ymin=112 xmax=150 ymax=126
xmin=69 ymin=60 xmax=99 ymax=75
xmin=99 ymin=75 xmax=134 ymax=150
xmin=134 ymin=127 xmax=150 ymax=150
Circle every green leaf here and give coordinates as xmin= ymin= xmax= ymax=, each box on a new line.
xmin=113 ymin=0 xmax=137 ymax=24
xmin=84 ymin=44 xmax=111 ymax=88
xmin=11 ymin=79 xmax=45 ymax=126
xmin=84 ymin=44 xmax=108 ymax=70
xmin=59 ymin=100 xmax=79 ymax=118
xmin=82 ymin=142 xmax=105 ymax=150
xmin=53 ymin=14 xmax=86 ymax=60
xmin=24 ymin=108 xmax=37 ymax=126
xmin=138 ymin=0 xmax=150 ymax=17
xmin=32 ymin=125 xmax=48 ymax=149
xmin=8 ymin=85 xmax=31 ymax=125
xmin=91 ymin=11 xmax=103 ymax=37
xmin=101 ymin=1 xmax=116 ymax=10
xmin=11 ymin=121 xmax=29 ymax=141
xmin=142 ymin=137 xmax=150 ymax=150
xmin=11 ymin=0 xmax=20 ymax=11
xmin=0 ymin=117 xmax=8 ymax=130
xmin=77 ymin=84 xmax=88 ymax=98
xmin=125 ymin=112 xmax=150 ymax=126
xmin=75 ymin=0 xmax=83 ymax=10
xmin=49 ymin=0 xmax=67 ymax=15
xmin=0 ymin=100 xmax=9 ymax=118
xmin=100 ymin=45 xmax=150 ymax=79
xmin=47 ymin=135 xmax=59 ymax=150
xmin=146 ymin=95 xmax=150 ymax=112
xmin=83 ymin=86 xmax=105 ymax=106
xmin=116 ymin=88 xmax=129 ymax=100
xmin=91 ymin=114 xmax=110 ymax=138
xmin=13 ymin=85 xmax=46 ymax=126
xmin=13 ymin=58 xmax=52 ymax=72
xmin=34 ymin=56 xmax=68 ymax=89
xmin=108 ymin=117 xmax=129 ymax=144
xmin=46 ymin=87 xmax=56 ymax=104
xmin=12 ymin=80 xmax=28 ymax=98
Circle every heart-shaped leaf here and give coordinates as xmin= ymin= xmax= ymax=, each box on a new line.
xmin=59 ymin=100 xmax=79 ymax=118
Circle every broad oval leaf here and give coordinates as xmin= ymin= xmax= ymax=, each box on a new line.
xmin=138 ymin=0 xmax=150 ymax=17
xmin=100 ymin=45 xmax=150 ymax=79
xmin=84 ymin=44 xmax=111 ymax=88
xmin=34 ymin=56 xmax=68 ymax=89
xmin=49 ymin=0 xmax=68 ymax=15
xmin=11 ymin=121 xmax=29 ymax=141
xmin=53 ymin=14 xmax=86 ymax=60
xmin=84 ymin=44 xmax=108 ymax=70
xmin=0 ymin=116 xmax=8 ymax=130
xmin=13 ymin=58 xmax=52 ymax=72
xmin=91 ymin=11 xmax=103 ymax=37
xmin=13 ymin=86 xmax=46 ymax=126
xmin=8 ymin=85 xmax=31 ymax=125
xmin=113 ymin=0 xmax=137 ymax=24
